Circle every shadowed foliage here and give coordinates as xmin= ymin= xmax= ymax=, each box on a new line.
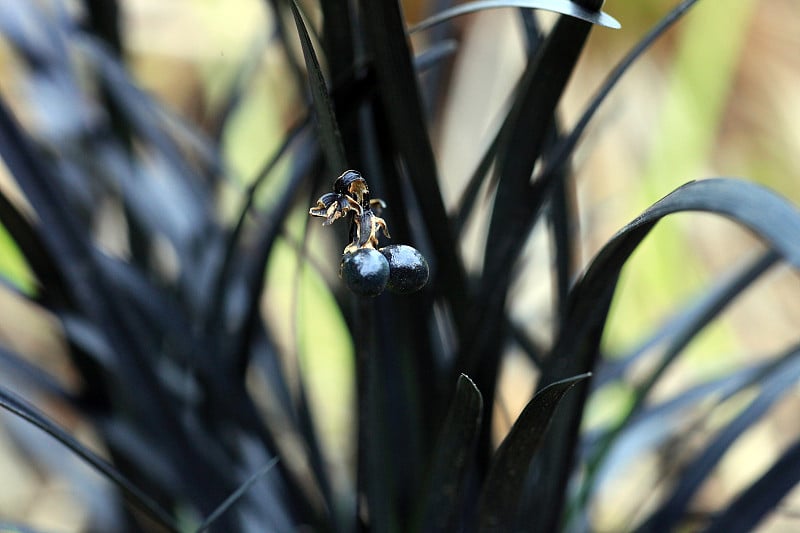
xmin=0 ymin=0 xmax=798 ymax=531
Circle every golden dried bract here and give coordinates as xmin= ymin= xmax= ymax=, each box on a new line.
xmin=311 ymin=169 xmax=427 ymax=296
xmin=346 ymin=209 xmax=391 ymax=254
xmin=309 ymin=191 xmax=361 ymax=226
xmin=310 ymin=170 xmax=390 ymax=254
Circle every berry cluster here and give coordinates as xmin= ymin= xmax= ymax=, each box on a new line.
xmin=310 ymin=170 xmax=429 ymax=297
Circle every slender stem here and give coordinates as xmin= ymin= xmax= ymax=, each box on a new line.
xmin=356 ymin=297 xmax=371 ymax=531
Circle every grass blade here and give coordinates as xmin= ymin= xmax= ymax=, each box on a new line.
xmin=408 ymin=0 xmax=620 ymax=33
xmin=356 ymin=299 xmax=398 ymax=532
xmin=452 ymin=125 xmax=501 ymax=232
xmin=462 ymin=6 xmax=605 ymax=478
xmin=80 ymin=37 xmax=213 ymax=204
xmin=577 ymin=250 xmax=779 ymax=509
xmin=0 ymin=344 xmax=72 ymax=402
xmin=196 ymin=457 xmax=281 ymax=533
xmin=319 ymin=0 xmax=355 ymax=83
xmin=416 ymin=374 xmax=483 ymax=532
xmin=481 ymin=13 xmax=591 ymax=287
xmin=549 ymin=171 xmax=574 ymax=320
xmin=288 ymin=0 xmax=347 ymax=172
xmin=594 ymin=250 xmax=775 ymax=388
xmin=205 ymin=115 xmax=309 ymax=339
xmin=0 ymin=188 xmax=65 ymax=302
xmin=534 ymin=0 xmax=701 ymax=188
xmin=527 ymin=178 xmax=800 ymax=531
xmin=0 ymin=99 xmax=91 ymax=302
xmin=358 ymin=0 xmax=471 ymax=336
xmin=0 ymin=89 xmax=244 ymax=518
xmin=225 ymin=141 xmax=316 ymax=375
xmin=477 ymin=373 xmax=589 ymax=532
xmin=704 ymin=437 xmax=800 ymax=533
xmin=0 ymin=385 xmax=179 ymax=532
xmin=518 ymin=6 xmax=544 ymax=52
xmin=414 ymin=39 xmax=459 ymax=73
xmin=638 ymin=343 xmax=800 ymax=531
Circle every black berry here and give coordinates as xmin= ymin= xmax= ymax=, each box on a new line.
xmin=339 ymin=248 xmax=390 ymax=297
xmin=380 ymin=244 xmax=429 ymax=294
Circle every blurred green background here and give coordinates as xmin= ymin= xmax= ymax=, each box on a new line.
xmin=1 ymin=0 xmax=800 ymax=530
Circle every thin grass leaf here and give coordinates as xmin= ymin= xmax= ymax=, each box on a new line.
xmin=637 ymin=343 xmax=800 ymax=532
xmin=81 ymin=0 xmax=133 ymax=151
xmin=356 ymin=299 xmax=399 ymax=532
xmin=0 ymin=345 xmax=72 ymax=402
xmin=471 ymin=0 xmax=701 ymax=320
xmin=481 ymin=12 xmax=593 ymax=288
xmin=319 ymin=0 xmax=355 ymax=81
xmin=416 ymin=374 xmax=483 ymax=532
xmin=578 ymin=360 xmax=771 ymax=531
xmin=358 ymin=0 xmax=471 ymax=336
xmin=452 ymin=126 xmax=501 ymax=231
xmin=79 ymin=37 xmax=214 ymax=204
xmin=508 ymin=319 xmax=545 ymax=368
xmin=704 ymin=437 xmax=800 ymax=533
xmin=584 ymin=359 xmax=770 ymax=489
xmin=0 ymin=188 xmax=65 ymax=302
xmin=460 ymin=7 xmax=606 ymax=472
xmin=265 ymin=0 xmax=305 ymax=91
xmin=82 ymin=0 xmax=122 ymax=56
xmin=196 ymin=457 xmax=280 ymax=533
xmin=414 ymin=0 xmax=460 ymax=120
xmin=0 ymin=385 xmax=179 ymax=533
xmin=225 ymin=138 xmax=317 ymax=376
xmin=0 ymin=3 xmax=75 ymax=87
xmin=414 ymin=40 xmax=459 ymax=73
xmin=91 ymin=254 xmax=196 ymax=364
xmin=408 ymin=0 xmax=620 ymax=33
xmin=577 ymin=250 xmax=780 ymax=508
xmin=628 ymin=251 xmax=778 ymax=404
xmin=288 ymin=0 xmax=347 ymax=172
xmin=457 ymin=0 xmax=703 ymax=339
xmin=527 ymin=178 xmax=800 ymax=531
xmin=205 ymin=115 xmax=309 ymax=335
xmin=549 ymin=169 xmax=574 ymax=321
xmin=286 ymin=185 xmax=336 ymax=518
xmin=477 ymin=373 xmax=589 ymax=532
xmin=534 ymin=0 xmax=701 ymax=187
xmin=594 ymin=250 xmax=775 ymax=388
xmin=0 ymin=92 xmax=246 ymax=518
xmin=0 ymin=93 xmax=114 ymax=325
xmin=518 ymin=6 xmax=544 ymax=53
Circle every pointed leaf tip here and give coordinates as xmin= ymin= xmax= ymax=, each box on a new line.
xmin=477 ymin=373 xmax=589 ymax=532
xmin=416 ymin=373 xmax=483 ymax=532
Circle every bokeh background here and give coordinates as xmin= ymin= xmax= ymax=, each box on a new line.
xmin=1 ymin=0 xmax=799 ymax=530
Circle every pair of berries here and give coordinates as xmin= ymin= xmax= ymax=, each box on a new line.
xmin=310 ymin=170 xmax=429 ymax=297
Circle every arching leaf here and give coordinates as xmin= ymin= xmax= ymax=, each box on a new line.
xmin=408 ymin=0 xmax=620 ymax=33
xmin=477 ymin=373 xmax=589 ymax=532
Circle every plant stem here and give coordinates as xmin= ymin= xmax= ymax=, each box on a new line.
xmin=356 ymin=297 xmax=371 ymax=531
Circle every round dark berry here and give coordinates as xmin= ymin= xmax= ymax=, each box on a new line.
xmin=339 ymin=248 xmax=390 ymax=297
xmin=379 ymin=244 xmax=429 ymax=294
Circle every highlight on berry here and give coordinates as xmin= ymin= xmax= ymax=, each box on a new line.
xmin=310 ymin=170 xmax=429 ymax=297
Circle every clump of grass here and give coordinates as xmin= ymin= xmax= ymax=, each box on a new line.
xmin=0 ymin=1 xmax=799 ymax=532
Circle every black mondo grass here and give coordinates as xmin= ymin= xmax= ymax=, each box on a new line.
xmin=0 ymin=1 xmax=799 ymax=532
xmin=340 ymin=249 xmax=391 ymax=297
xmin=310 ymin=170 xmax=429 ymax=297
